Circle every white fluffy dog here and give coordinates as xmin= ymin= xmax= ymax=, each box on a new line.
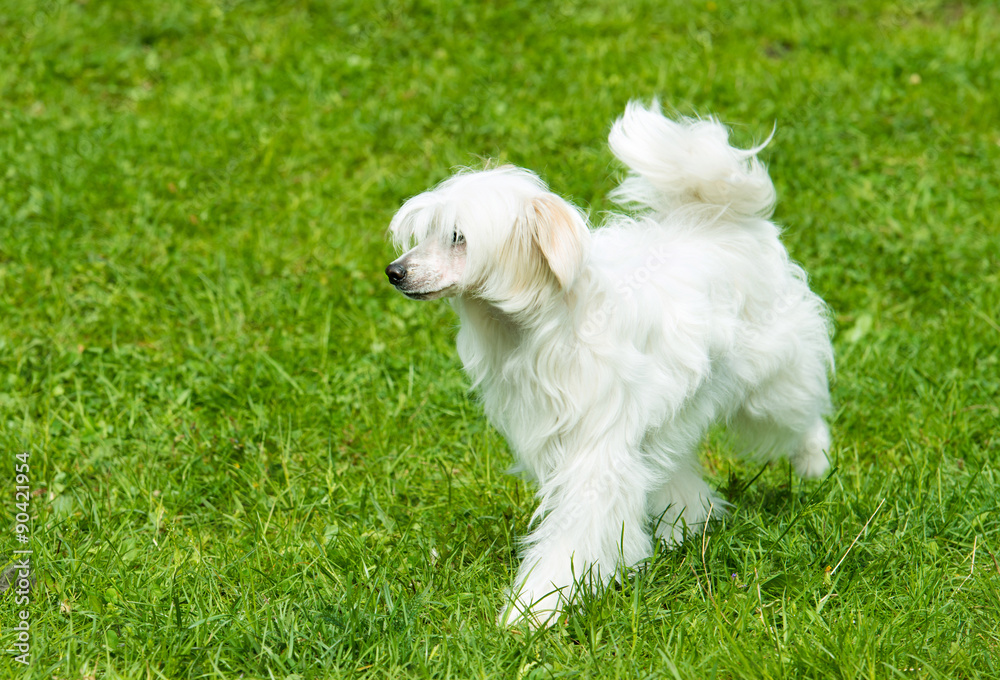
xmin=385 ymin=101 xmax=834 ymax=627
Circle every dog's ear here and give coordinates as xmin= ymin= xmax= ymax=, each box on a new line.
xmin=527 ymin=195 xmax=588 ymax=290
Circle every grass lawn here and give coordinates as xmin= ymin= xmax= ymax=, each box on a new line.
xmin=1 ymin=0 xmax=999 ymax=677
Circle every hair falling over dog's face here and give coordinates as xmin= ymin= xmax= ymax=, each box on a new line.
xmin=385 ymin=167 xmax=590 ymax=310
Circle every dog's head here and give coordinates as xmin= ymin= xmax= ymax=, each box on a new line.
xmin=385 ymin=167 xmax=590 ymax=312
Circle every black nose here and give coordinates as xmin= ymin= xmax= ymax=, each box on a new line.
xmin=385 ymin=262 xmax=406 ymax=285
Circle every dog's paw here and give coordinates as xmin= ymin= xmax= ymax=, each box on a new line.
xmin=498 ymin=589 xmax=565 ymax=629
xmin=792 ymin=450 xmax=830 ymax=479
xmin=652 ymin=493 xmax=726 ymax=548
xmin=654 ymin=520 xmax=689 ymax=548
xmin=792 ymin=421 xmax=831 ymax=479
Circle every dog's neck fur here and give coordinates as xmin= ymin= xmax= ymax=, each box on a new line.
xmin=451 ymin=295 xmax=560 ymax=380
xmin=449 ymin=266 xmax=604 ymax=474
xmin=452 ymin=277 xmax=578 ymax=358
xmin=450 ymin=256 xmax=609 ymax=371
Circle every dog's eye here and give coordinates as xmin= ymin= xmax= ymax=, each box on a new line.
xmin=452 ymin=231 xmax=465 ymax=245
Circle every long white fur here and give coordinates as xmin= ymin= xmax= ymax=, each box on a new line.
xmin=386 ymin=101 xmax=834 ymax=628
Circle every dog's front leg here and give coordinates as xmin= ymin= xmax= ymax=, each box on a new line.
xmin=499 ymin=448 xmax=653 ymax=628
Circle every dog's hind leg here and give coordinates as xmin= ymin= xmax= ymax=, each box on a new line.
xmin=733 ymin=363 xmax=833 ymax=479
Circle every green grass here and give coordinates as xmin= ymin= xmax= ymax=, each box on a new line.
xmin=1 ymin=0 xmax=998 ymax=677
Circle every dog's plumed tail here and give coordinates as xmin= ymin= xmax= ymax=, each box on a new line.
xmin=608 ymin=101 xmax=776 ymax=220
